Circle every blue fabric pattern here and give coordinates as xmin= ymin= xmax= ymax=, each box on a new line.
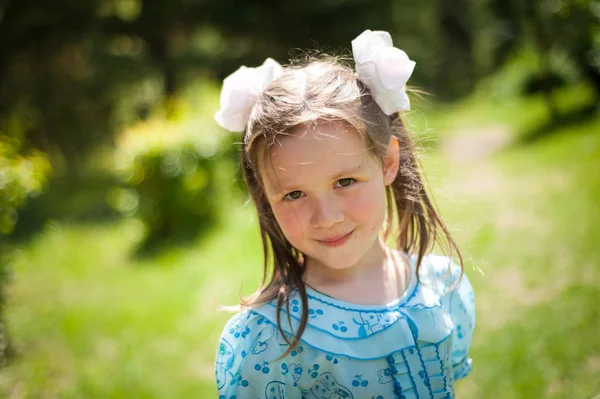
xmin=215 ymin=254 xmax=476 ymax=398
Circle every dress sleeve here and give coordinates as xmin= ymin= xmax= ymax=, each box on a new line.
xmin=448 ymin=266 xmax=476 ymax=381
xmin=215 ymin=310 xmax=295 ymax=398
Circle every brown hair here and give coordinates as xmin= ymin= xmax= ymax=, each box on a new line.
xmin=238 ymin=55 xmax=462 ymax=357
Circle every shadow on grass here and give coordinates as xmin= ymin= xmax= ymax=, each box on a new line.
xmin=131 ymin=220 xmax=217 ymax=261
xmin=515 ymin=103 xmax=599 ymax=146
xmin=473 ymin=284 xmax=600 ymax=398
xmin=9 ymin=169 xmax=223 ymax=261
xmin=9 ymin=170 xmax=123 ymax=245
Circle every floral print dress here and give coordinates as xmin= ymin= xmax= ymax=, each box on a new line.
xmin=215 ymin=255 xmax=476 ymax=399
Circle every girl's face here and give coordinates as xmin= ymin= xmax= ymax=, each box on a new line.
xmin=261 ymin=120 xmax=399 ymax=272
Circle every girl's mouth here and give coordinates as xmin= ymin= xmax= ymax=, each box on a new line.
xmin=317 ymin=230 xmax=354 ymax=247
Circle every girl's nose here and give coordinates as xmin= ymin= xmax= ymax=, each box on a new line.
xmin=310 ymin=196 xmax=344 ymax=228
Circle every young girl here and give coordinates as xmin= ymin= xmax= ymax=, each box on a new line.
xmin=214 ymin=30 xmax=476 ymax=399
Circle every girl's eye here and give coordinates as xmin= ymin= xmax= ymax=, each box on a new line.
xmin=335 ymin=178 xmax=356 ymax=188
xmin=283 ymin=190 xmax=305 ymax=201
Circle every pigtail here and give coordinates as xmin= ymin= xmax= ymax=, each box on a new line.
xmin=239 ymin=138 xmax=310 ymax=358
xmin=265 ymin=218 xmax=309 ymax=359
xmin=387 ymin=112 xmax=464 ymax=287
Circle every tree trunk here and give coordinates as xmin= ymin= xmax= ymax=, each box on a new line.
xmin=437 ymin=0 xmax=475 ymax=99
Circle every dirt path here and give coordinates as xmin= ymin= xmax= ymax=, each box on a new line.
xmin=441 ymin=124 xmax=512 ymax=163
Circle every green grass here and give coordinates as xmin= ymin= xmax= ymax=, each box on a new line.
xmin=2 ymin=211 xmax=265 ymax=398
xmin=2 ymin=87 xmax=599 ymax=397
xmin=433 ymin=113 xmax=600 ymax=398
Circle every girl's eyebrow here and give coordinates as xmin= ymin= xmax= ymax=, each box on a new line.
xmin=330 ymin=165 xmax=362 ymax=180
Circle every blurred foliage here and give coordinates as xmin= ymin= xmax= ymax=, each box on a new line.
xmin=0 ymin=0 xmax=597 ymax=163
xmin=484 ymin=0 xmax=600 ymax=120
xmin=108 ymin=84 xmax=237 ymax=254
xmin=0 ymin=0 xmax=597 ymax=218
xmin=0 ymin=135 xmax=52 ymax=236
xmin=0 ymin=110 xmax=52 ymax=366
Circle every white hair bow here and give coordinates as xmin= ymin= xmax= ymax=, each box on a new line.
xmin=214 ymin=30 xmax=415 ymax=131
xmin=214 ymin=58 xmax=283 ymax=132
xmin=352 ymin=30 xmax=416 ymax=115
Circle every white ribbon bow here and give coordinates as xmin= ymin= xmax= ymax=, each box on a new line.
xmin=352 ymin=30 xmax=416 ymax=115
xmin=214 ymin=58 xmax=283 ymax=132
xmin=214 ymin=30 xmax=415 ymax=131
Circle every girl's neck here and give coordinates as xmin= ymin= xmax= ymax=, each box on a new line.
xmin=303 ymin=240 xmax=411 ymax=306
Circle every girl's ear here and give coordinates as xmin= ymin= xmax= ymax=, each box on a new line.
xmin=383 ymin=136 xmax=400 ymax=186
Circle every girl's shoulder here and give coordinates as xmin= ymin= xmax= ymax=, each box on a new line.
xmin=216 ymin=309 xmax=291 ymax=393
xmin=405 ymin=253 xmax=475 ymax=315
xmin=414 ymin=253 xmax=464 ymax=293
xmin=219 ymin=308 xmax=279 ymax=346
xmin=216 ymin=309 xmax=286 ymax=371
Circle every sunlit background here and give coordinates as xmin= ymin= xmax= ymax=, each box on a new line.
xmin=1 ymin=0 xmax=599 ymax=398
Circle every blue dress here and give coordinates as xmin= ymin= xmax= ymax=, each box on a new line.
xmin=215 ymin=254 xmax=476 ymax=399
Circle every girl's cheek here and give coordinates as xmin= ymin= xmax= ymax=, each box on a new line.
xmin=273 ymin=203 xmax=307 ymax=242
xmin=346 ymin=182 xmax=385 ymax=222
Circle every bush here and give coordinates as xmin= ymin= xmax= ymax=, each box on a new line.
xmin=109 ymin=85 xmax=237 ymax=253
xmin=0 ymin=138 xmax=52 ymax=236
xmin=1 ymin=117 xmax=53 ymax=366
